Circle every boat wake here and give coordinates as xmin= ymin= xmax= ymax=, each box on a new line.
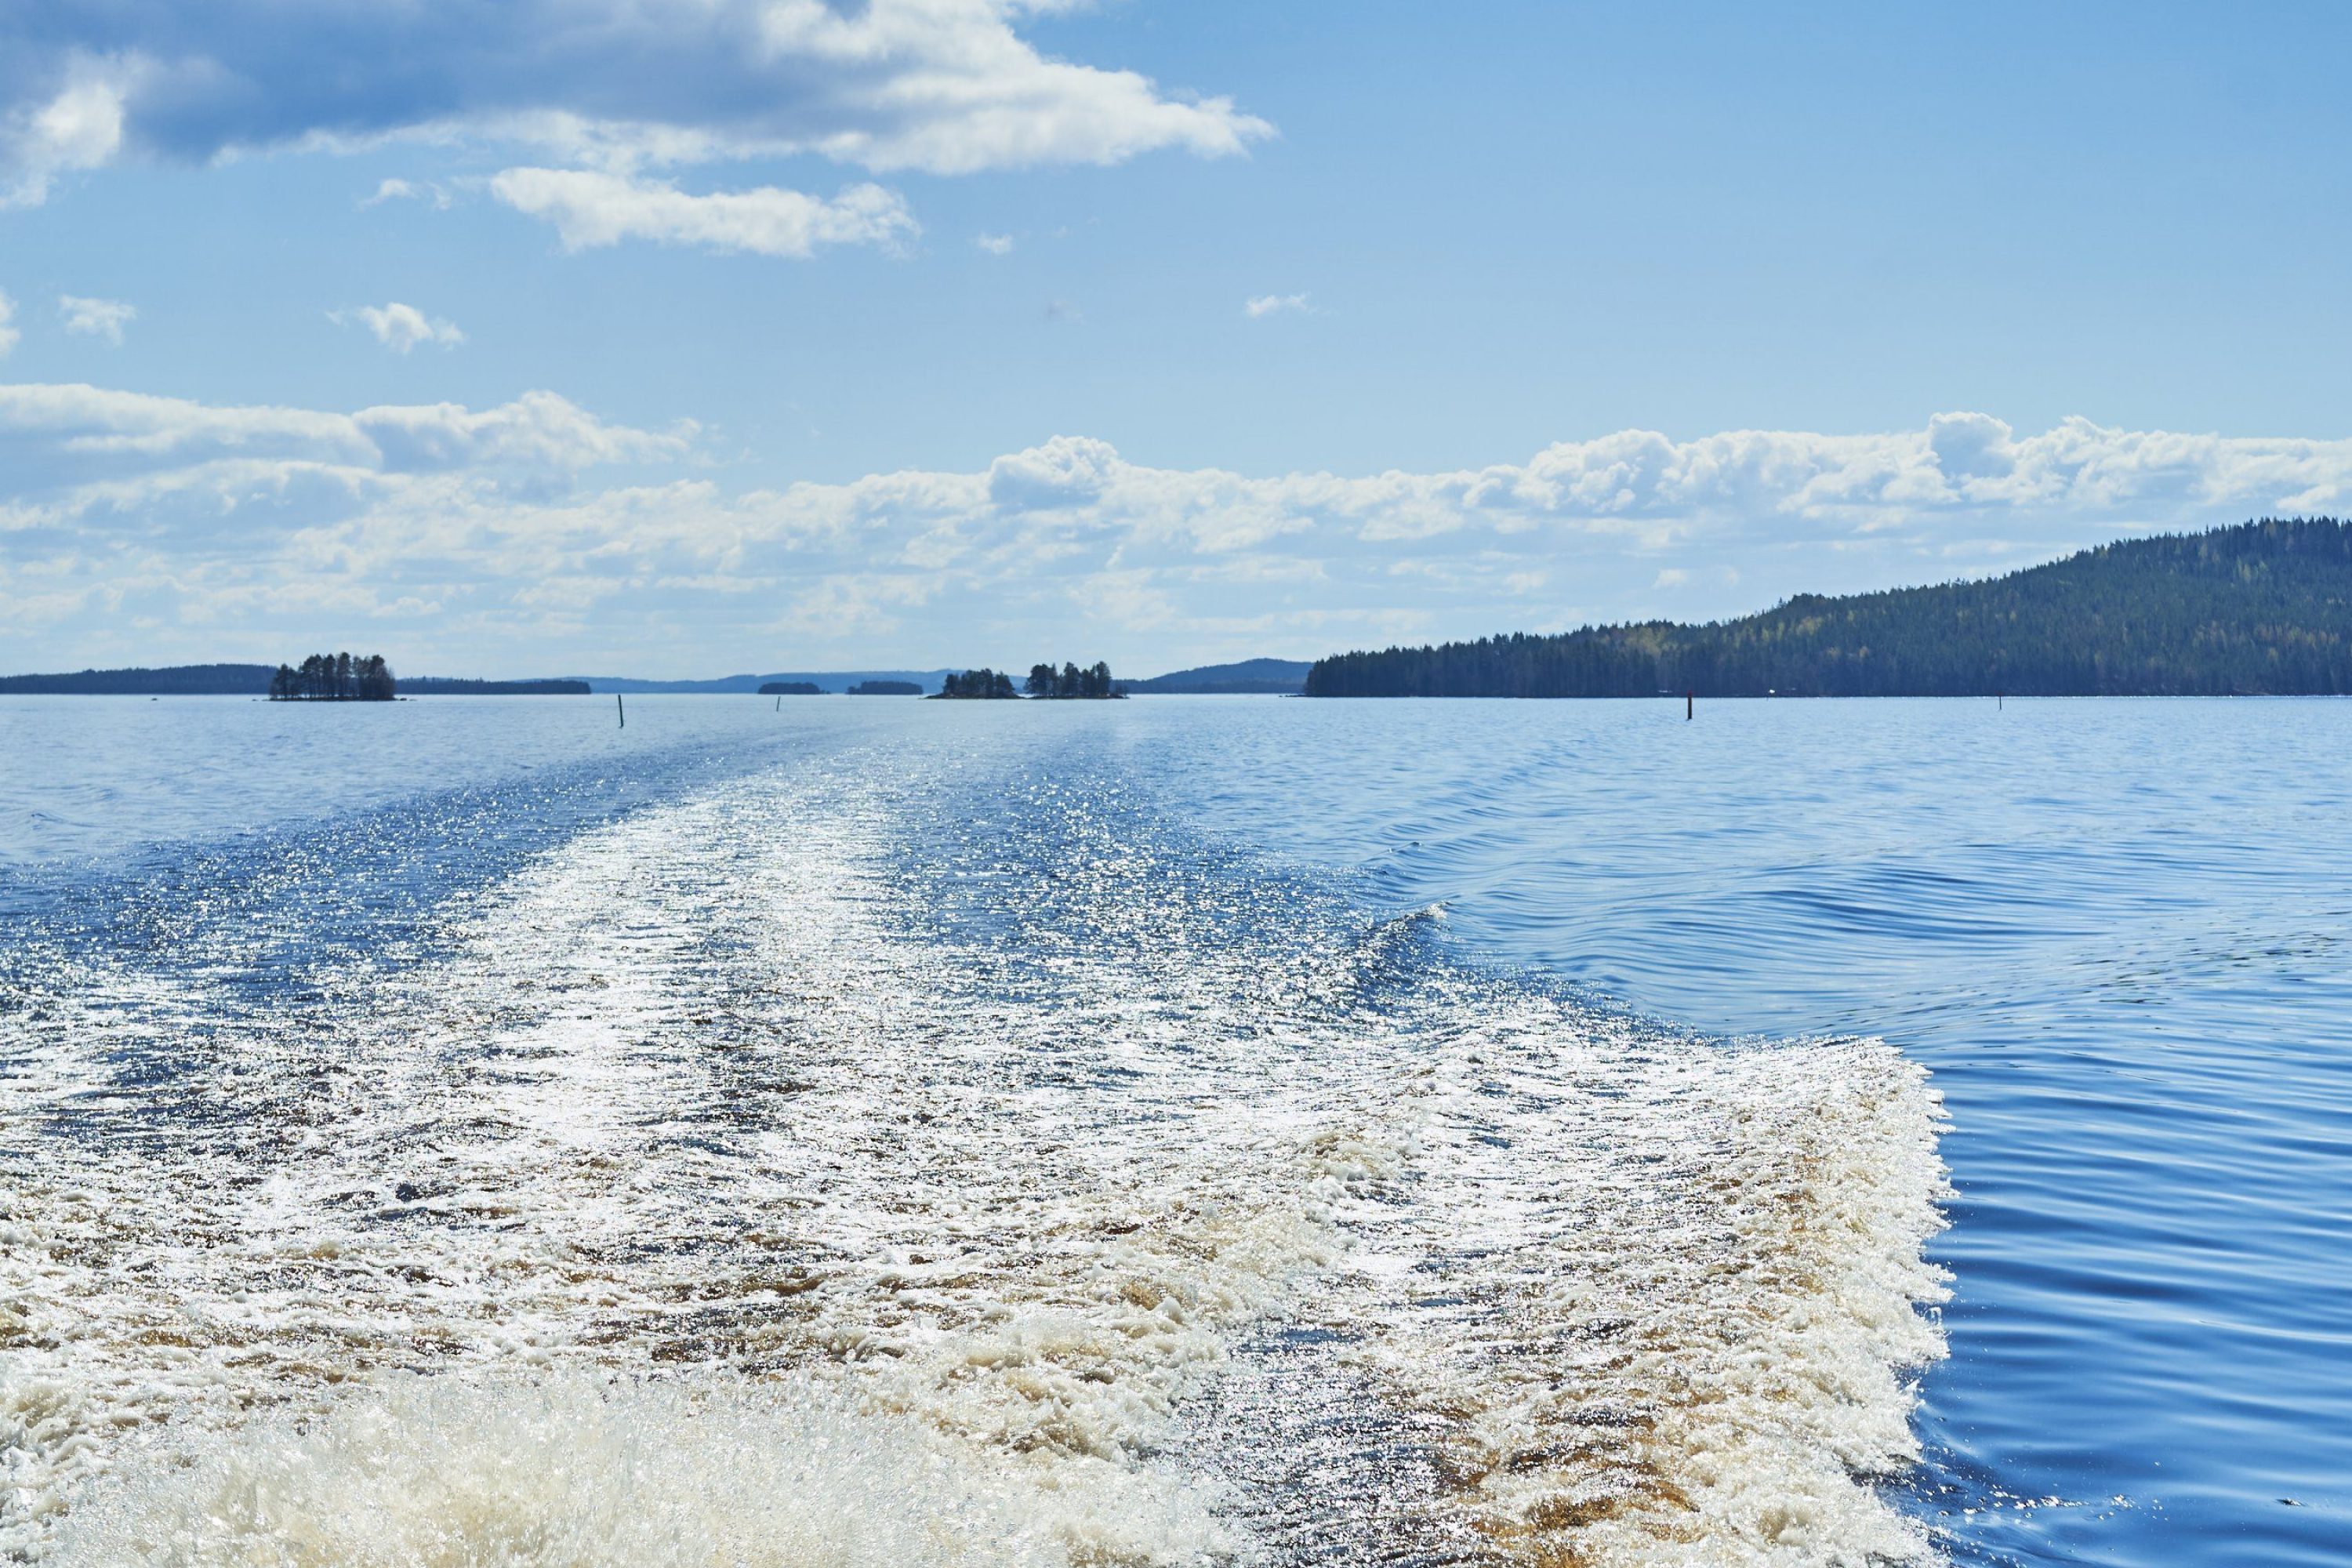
xmin=2 ymin=736 xmax=1947 ymax=1565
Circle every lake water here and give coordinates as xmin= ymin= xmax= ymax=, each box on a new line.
xmin=0 ymin=694 xmax=2343 ymax=1566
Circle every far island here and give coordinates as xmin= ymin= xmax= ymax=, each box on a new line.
xmin=269 ymin=653 xmax=396 ymax=701
xmin=758 ymin=681 xmax=822 ymax=695
xmin=270 ymin=657 xmax=588 ymax=699
xmin=929 ymin=662 xmax=1127 ymax=699
xmin=402 ymin=677 xmax=590 ymax=695
xmin=1123 ymin=658 xmax=1308 ymax=695
xmin=0 ymin=662 xmax=588 ymax=695
xmin=1024 ymin=662 xmax=1124 ymax=699
xmin=848 ymin=679 xmax=924 ymax=696
xmin=934 ymin=669 xmax=1020 ymax=699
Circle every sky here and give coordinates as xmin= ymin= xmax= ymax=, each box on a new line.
xmin=3 ymin=0 xmax=2350 ymax=678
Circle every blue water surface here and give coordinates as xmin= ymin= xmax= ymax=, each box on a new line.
xmin=2 ymin=691 xmax=2344 ymax=1565
xmin=1134 ymin=695 xmax=2352 ymax=1567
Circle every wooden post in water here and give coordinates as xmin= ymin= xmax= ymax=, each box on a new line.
xmin=617 ymin=693 xmax=625 ymax=729
xmin=1686 ymin=689 xmax=1693 ymax=721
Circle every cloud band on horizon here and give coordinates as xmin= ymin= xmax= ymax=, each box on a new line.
xmin=2 ymin=387 xmax=2346 ymax=675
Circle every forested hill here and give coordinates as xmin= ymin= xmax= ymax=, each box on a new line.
xmin=0 ymin=663 xmax=275 ymax=695
xmin=1127 ymin=658 xmax=1312 ymax=694
xmin=1305 ymin=518 xmax=2352 ymax=698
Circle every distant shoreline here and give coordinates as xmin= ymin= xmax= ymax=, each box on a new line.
xmin=0 ymin=656 xmax=1319 ymax=699
xmin=1305 ymin=517 xmax=2352 ymax=699
xmin=0 ymin=665 xmax=592 ymax=697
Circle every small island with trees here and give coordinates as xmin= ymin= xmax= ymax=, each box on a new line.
xmin=269 ymin=652 xmax=396 ymax=701
xmin=848 ymin=679 xmax=924 ymax=695
xmin=934 ymin=668 xmax=1019 ymax=699
xmin=928 ymin=662 xmax=1127 ymax=699
xmin=1026 ymin=661 xmax=1123 ymax=699
xmin=759 ymin=681 xmax=822 ymax=695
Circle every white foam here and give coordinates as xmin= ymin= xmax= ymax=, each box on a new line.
xmin=2 ymin=744 xmax=1948 ymax=1566
xmin=47 ymin=1371 xmax=1208 ymax=1567
xmin=1321 ymin=1019 xmax=1951 ymax=1563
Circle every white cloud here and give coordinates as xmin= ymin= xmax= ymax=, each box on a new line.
xmin=975 ymin=232 xmax=1014 ymax=256
xmin=1244 ymin=292 xmax=1312 ymax=318
xmin=0 ymin=61 xmax=132 ymax=209
xmin=5 ymin=397 xmax=2349 ymax=673
xmin=0 ymin=291 xmax=16 ymax=357
xmin=0 ymin=383 xmax=682 ymax=485
xmin=347 ymin=303 xmax=466 ymax=354
xmin=0 ymin=2 xmax=1269 ymax=203
xmin=491 ymin=168 xmax=916 ymax=258
xmin=988 ymin=434 xmax=1118 ymax=510
xmin=58 ymin=295 xmax=136 ymax=346
xmin=364 ymin=177 xmax=451 ymax=209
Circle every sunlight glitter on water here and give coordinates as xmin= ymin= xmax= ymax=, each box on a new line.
xmin=2 ymin=721 xmax=1947 ymax=1566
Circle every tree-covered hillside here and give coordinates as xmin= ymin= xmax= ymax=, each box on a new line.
xmin=1306 ymin=518 xmax=2352 ymax=697
xmin=0 ymin=663 xmax=276 ymax=695
xmin=1127 ymin=658 xmax=1311 ymax=694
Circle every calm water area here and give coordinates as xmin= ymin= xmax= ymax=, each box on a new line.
xmin=0 ymin=694 xmax=2343 ymax=1566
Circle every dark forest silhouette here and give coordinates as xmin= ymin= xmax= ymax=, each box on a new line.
xmin=935 ymin=669 xmax=1019 ymax=699
xmin=1025 ymin=661 xmax=1123 ymax=699
xmin=268 ymin=653 xmax=396 ymax=701
xmin=928 ymin=662 xmax=1127 ymax=699
xmin=1307 ymin=517 xmax=2352 ymax=698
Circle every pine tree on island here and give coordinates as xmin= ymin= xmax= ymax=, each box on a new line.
xmin=932 ymin=662 xmax=1125 ymax=699
xmin=268 ymin=652 xmax=396 ymax=700
xmin=935 ymin=669 xmax=1020 ymax=699
xmin=1023 ymin=661 xmax=1124 ymax=699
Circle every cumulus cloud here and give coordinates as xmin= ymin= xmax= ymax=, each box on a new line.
xmin=58 ymin=295 xmax=136 ymax=346
xmin=0 ymin=292 xmax=16 ymax=357
xmin=491 ymin=169 xmax=916 ymax=257
xmin=5 ymin=397 xmax=2349 ymax=673
xmin=345 ymin=303 xmax=466 ymax=353
xmin=987 ymin=434 xmax=1119 ymax=510
xmin=975 ymin=232 xmax=1014 ymax=255
xmin=0 ymin=2 xmax=1269 ymax=206
xmin=1244 ymin=292 xmax=1312 ymax=318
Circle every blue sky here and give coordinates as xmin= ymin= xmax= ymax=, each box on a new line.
xmin=3 ymin=2 xmax=2350 ymax=677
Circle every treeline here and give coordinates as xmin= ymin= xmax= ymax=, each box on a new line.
xmin=0 ymin=662 xmax=584 ymax=696
xmin=270 ymin=652 xmax=396 ymax=701
xmin=932 ymin=662 xmax=1127 ymax=699
xmin=1306 ymin=517 xmax=2352 ymax=698
xmin=403 ymin=677 xmax=590 ymax=695
xmin=1025 ymin=661 xmax=1122 ymax=699
xmin=1125 ymin=658 xmax=1311 ymax=694
xmin=935 ymin=669 xmax=1019 ymax=699
xmin=0 ymin=663 xmax=276 ymax=695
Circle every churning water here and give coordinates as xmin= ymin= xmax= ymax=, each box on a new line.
xmin=0 ymin=695 xmax=2343 ymax=1566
